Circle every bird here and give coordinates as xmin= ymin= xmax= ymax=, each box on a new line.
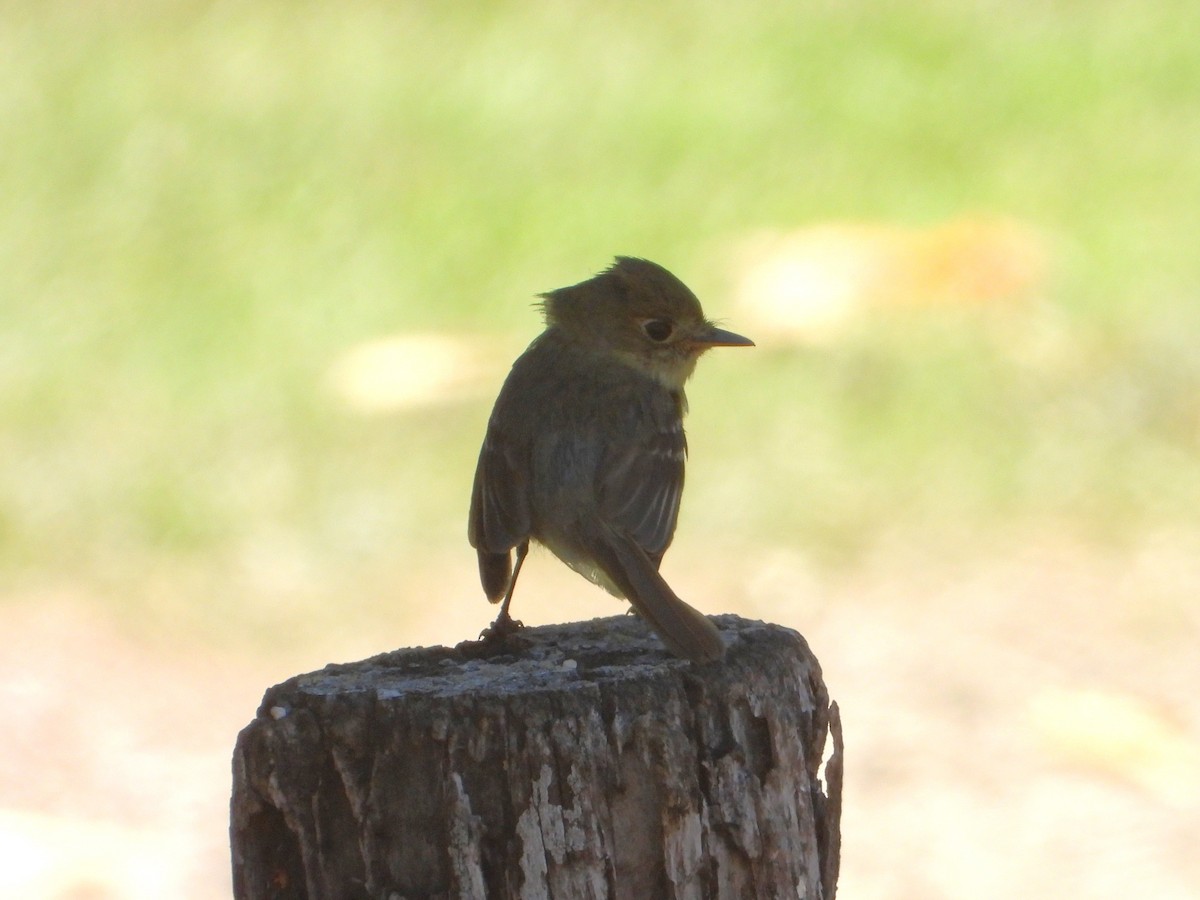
xmin=468 ymin=257 xmax=754 ymax=662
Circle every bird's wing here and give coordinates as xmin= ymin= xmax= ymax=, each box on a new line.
xmin=596 ymin=418 xmax=687 ymax=562
xmin=469 ymin=423 xmax=531 ymax=553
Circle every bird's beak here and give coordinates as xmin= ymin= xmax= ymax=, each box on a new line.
xmin=693 ymin=325 xmax=755 ymax=348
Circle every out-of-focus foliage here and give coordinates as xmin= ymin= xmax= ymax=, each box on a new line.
xmin=2 ymin=0 xmax=1199 ymax=639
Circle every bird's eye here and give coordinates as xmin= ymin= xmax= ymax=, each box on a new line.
xmin=641 ymin=319 xmax=674 ymax=342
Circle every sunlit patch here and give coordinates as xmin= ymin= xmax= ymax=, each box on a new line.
xmin=729 ymin=217 xmax=1048 ymax=342
xmin=1028 ymin=687 xmax=1200 ymax=806
xmin=0 ymin=808 xmax=189 ymax=900
xmin=325 ymin=333 xmax=502 ymax=413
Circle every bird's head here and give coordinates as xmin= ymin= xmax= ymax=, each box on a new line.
xmin=540 ymin=257 xmax=753 ymax=390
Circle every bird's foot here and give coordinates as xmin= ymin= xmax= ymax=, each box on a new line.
xmin=479 ymin=610 xmax=524 ymax=642
xmin=457 ymin=610 xmax=528 ymax=658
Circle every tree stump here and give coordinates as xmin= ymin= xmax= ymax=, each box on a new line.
xmin=230 ymin=614 xmax=842 ymax=900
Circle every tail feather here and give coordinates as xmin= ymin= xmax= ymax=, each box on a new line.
xmin=585 ymin=527 xmax=725 ymax=663
xmin=477 ymin=549 xmax=512 ymax=603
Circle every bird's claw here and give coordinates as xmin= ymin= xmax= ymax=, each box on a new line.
xmin=477 ymin=611 xmax=524 ymax=645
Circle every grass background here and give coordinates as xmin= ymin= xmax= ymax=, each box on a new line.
xmin=5 ymin=0 xmax=1199 ymax=638
xmin=3 ymin=1 xmax=1200 ymax=895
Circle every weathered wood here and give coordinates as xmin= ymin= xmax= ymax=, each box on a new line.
xmin=230 ymin=614 xmax=841 ymax=899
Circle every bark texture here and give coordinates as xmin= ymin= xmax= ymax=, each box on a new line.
xmin=230 ymin=613 xmax=841 ymax=899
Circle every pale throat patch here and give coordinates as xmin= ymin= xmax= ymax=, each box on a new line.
xmin=610 ymin=348 xmax=698 ymax=392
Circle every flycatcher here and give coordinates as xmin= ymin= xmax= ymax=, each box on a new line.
xmin=468 ymin=257 xmax=753 ymax=663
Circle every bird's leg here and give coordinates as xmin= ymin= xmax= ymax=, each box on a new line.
xmin=496 ymin=539 xmax=529 ymax=624
xmin=480 ymin=540 xmax=529 ymax=642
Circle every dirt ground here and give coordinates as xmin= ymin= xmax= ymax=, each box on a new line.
xmin=2 ymin=533 xmax=1198 ymax=899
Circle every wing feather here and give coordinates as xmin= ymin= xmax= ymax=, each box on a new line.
xmin=468 ymin=429 xmax=531 ymax=554
xmin=598 ymin=418 xmax=686 ymax=561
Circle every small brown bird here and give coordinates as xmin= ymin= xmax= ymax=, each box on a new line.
xmin=468 ymin=257 xmax=753 ymax=662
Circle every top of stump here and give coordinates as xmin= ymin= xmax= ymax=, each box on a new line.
xmin=257 ymin=614 xmax=817 ymax=714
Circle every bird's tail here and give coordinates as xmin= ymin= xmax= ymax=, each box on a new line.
xmin=585 ymin=527 xmax=725 ymax=663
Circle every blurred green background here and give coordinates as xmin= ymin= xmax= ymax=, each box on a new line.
xmin=3 ymin=1 xmax=1199 ymax=897
xmin=5 ymin=0 xmax=1199 ymax=639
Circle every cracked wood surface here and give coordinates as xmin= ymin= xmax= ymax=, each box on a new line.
xmin=230 ymin=614 xmax=841 ymax=899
